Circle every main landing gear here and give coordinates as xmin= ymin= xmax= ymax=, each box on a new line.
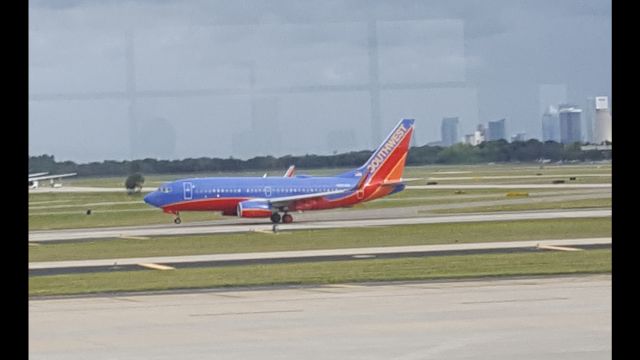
xmin=173 ymin=212 xmax=182 ymax=224
xmin=270 ymin=213 xmax=281 ymax=223
xmin=270 ymin=212 xmax=294 ymax=224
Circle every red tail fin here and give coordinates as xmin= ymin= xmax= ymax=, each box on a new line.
xmin=364 ymin=119 xmax=415 ymax=186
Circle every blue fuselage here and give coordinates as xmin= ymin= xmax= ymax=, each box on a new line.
xmin=144 ymin=176 xmax=356 ymax=212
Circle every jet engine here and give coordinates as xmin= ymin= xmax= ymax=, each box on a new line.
xmin=236 ymin=200 xmax=273 ymax=218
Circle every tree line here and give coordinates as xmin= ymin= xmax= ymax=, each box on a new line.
xmin=29 ymin=140 xmax=611 ymax=177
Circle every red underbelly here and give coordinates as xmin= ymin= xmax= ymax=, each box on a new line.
xmin=163 ymin=197 xmax=246 ymax=213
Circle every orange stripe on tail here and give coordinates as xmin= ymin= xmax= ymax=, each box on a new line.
xmin=367 ymin=126 xmax=414 ymax=185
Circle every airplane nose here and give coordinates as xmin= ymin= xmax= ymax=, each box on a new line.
xmin=144 ymin=191 xmax=161 ymax=207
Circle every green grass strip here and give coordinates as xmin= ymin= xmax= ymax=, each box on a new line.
xmin=29 ymin=249 xmax=611 ymax=297
xmin=30 ymin=218 xmax=611 ymax=262
xmin=429 ymin=198 xmax=611 ymax=214
xmin=29 ymin=210 xmax=219 ymax=230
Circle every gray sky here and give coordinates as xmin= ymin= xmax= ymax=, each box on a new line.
xmin=29 ymin=0 xmax=611 ymax=163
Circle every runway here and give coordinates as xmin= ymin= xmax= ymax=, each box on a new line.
xmin=28 ymin=188 xmax=609 ymax=219
xmin=425 ymin=174 xmax=611 ymax=180
xmin=29 ymin=274 xmax=611 ymax=360
xmin=29 ymin=209 xmax=611 ymax=242
xmin=407 ymin=184 xmax=611 ymax=189
xmin=29 ymin=237 xmax=611 ymax=276
xmin=28 ymin=186 xmax=157 ymax=193
xmin=28 ymin=183 xmax=611 ymax=193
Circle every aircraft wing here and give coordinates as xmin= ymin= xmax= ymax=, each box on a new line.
xmin=380 ymin=177 xmax=422 ymax=186
xmin=260 ymin=189 xmax=351 ymax=208
xmin=259 ymin=169 xmax=367 ymax=208
xmin=28 ymin=173 xmax=77 ymax=181
xmin=28 ymin=172 xmax=49 ymax=178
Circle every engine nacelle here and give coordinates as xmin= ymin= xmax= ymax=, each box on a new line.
xmin=236 ymin=200 xmax=272 ymax=218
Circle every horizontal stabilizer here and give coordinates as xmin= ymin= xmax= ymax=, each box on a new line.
xmin=380 ymin=177 xmax=422 ymax=187
xmin=399 ymin=178 xmax=423 ymax=182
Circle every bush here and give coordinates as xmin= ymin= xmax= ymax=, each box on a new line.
xmin=125 ymin=173 xmax=145 ymax=194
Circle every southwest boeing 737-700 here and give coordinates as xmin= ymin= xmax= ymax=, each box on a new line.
xmin=144 ymin=119 xmax=415 ymax=224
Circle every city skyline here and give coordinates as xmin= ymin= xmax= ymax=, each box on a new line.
xmin=29 ymin=0 xmax=611 ymax=162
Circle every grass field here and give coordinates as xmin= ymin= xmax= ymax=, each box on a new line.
xmin=62 ymin=163 xmax=611 ymax=188
xmin=419 ymin=177 xmax=611 ymax=185
xmin=28 ymin=182 xmax=610 ymax=230
xmin=354 ymin=189 xmax=610 ymax=210
xmin=29 ymin=211 xmax=220 ymax=230
xmin=428 ymin=198 xmax=612 ymax=214
xmin=29 ymin=249 xmax=611 ymax=297
xmin=28 ymin=163 xmax=612 ymax=298
xmin=30 ymin=162 xmax=610 ymax=221
xmin=354 ymin=194 xmax=509 ymax=209
xmin=29 ymin=217 xmax=611 ymax=262
xmin=28 ymin=192 xmax=223 ymax=230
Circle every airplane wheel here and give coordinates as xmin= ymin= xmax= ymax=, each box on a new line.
xmin=282 ymin=214 xmax=293 ymax=224
xmin=174 ymin=218 xmax=182 ymax=224
xmin=270 ymin=213 xmax=281 ymax=223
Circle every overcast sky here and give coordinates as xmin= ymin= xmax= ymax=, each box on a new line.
xmin=29 ymin=0 xmax=611 ymax=163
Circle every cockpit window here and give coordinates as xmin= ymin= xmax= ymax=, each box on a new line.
xmin=158 ymin=186 xmax=172 ymax=193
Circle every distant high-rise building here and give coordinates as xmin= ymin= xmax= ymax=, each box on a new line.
xmin=463 ymin=134 xmax=475 ymax=145
xmin=541 ymin=106 xmax=560 ymax=142
xmin=474 ymin=124 xmax=486 ymax=145
xmin=441 ymin=117 xmax=459 ymax=146
xmin=559 ymin=105 xmax=582 ymax=144
xmin=487 ymin=119 xmax=506 ymax=141
xmin=538 ymin=84 xmax=567 ymax=140
xmin=463 ymin=124 xmax=485 ymax=146
xmin=583 ymin=97 xmax=596 ymax=143
xmin=593 ymin=96 xmax=612 ymax=144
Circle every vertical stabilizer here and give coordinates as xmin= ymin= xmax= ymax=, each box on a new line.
xmin=361 ymin=119 xmax=414 ymax=185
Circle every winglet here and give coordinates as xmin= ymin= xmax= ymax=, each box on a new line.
xmin=283 ymin=165 xmax=296 ymax=177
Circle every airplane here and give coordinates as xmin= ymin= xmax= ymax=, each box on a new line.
xmin=144 ymin=119 xmax=415 ymax=224
xmin=28 ymin=172 xmax=77 ymax=189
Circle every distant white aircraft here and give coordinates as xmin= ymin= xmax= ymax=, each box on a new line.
xmin=29 ymin=172 xmax=77 ymax=189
